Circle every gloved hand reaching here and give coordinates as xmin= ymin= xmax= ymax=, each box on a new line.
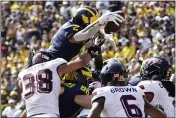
xmin=98 ymin=11 xmax=125 ymax=26
xmin=88 ymin=45 xmax=101 ymax=58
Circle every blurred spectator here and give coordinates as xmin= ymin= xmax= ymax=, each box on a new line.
xmin=9 ymin=91 xmax=19 ymax=103
xmin=128 ymin=58 xmax=141 ymax=77
xmin=120 ymin=40 xmax=135 ymax=59
xmin=131 ymin=35 xmax=141 ymax=51
xmin=60 ymin=1 xmax=71 ymax=22
xmin=109 ymin=1 xmax=123 ymax=11
xmin=137 ymin=2 xmax=148 ymax=17
xmin=165 ymin=3 xmax=175 ymax=16
xmin=138 ymin=32 xmax=152 ymax=50
xmin=2 ymin=99 xmax=20 ymax=117
xmin=1 ymin=90 xmax=9 ymax=111
xmin=96 ymin=1 xmax=110 ymax=15
xmin=102 ymin=45 xmax=114 ymax=60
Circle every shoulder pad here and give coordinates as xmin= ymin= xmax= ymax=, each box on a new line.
xmin=128 ymin=76 xmax=141 ymax=86
xmin=91 ymin=88 xmax=106 ymax=103
xmin=137 ymin=80 xmax=151 ymax=86
xmin=135 ymin=86 xmax=145 ymax=95
xmin=137 ymin=81 xmax=154 ymax=93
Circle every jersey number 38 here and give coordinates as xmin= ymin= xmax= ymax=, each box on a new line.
xmin=23 ymin=69 xmax=53 ymax=99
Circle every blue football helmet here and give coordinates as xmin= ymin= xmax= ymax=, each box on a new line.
xmin=103 ymin=58 xmax=128 ymax=78
xmin=140 ymin=56 xmax=172 ymax=81
xmin=100 ymin=59 xmax=128 ymax=86
xmin=32 ymin=51 xmax=54 ymax=65
xmin=71 ymin=6 xmax=99 ymax=28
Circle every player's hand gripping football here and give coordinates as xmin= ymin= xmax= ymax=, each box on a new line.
xmin=103 ymin=33 xmax=116 ymax=49
xmin=98 ymin=11 xmax=125 ymax=26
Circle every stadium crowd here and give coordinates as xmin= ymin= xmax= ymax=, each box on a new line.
xmin=1 ymin=1 xmax=175 ymax=117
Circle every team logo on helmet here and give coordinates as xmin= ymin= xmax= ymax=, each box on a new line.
xmin=72 ymin=7 xmax=99 ymax=28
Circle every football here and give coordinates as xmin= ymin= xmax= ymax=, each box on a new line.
xmin=104 ymin=12 xmax=125 ymax=34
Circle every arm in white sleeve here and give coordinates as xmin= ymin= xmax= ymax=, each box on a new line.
xmin=2 ymin=107 xmax=8 ymax=117
xmin=73 ymin=20 xmax=102 ymax=42
xmin=99 ymin=28 xmax=116 ymax=49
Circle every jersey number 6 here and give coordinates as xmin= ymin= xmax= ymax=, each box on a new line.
xmin=23 ymin=69 xmax=53 ymax=99
xmin=120 ymin=95 xmax=143 ymax=117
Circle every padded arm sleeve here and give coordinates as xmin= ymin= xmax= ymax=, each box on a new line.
xmin=73 ymin=21 xmax=102 ymax=42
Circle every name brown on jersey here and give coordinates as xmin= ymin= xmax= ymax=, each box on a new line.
xmin=111 ymin=87 xmax=137 ymax=93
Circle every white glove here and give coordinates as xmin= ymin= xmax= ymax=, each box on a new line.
xmin=98 ymin=11 xmax=125 ymax=26
xmin=89 ymin=81 xmax=101 ymax=89
xmin=104 ymin=33 xmax=117 ymax=49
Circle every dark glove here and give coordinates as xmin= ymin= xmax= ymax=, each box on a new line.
xmin=88 ymin=45 xmax=101 ymax=58
xmin=155 ymin=103 xmax=165 ymax=112
xmin=26 ymin=50 xmax=35 ymax=68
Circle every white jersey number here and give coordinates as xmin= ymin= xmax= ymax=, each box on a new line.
xmin=120 ymin=95 xmax=143 ymax=117
xmin=23 ymin=69 xmax=53 ymax=99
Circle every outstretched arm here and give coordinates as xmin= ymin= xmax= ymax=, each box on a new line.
xmin=58 ymin=45 xmax=101 ymax=78
xmin=58 ymin=53 xmax=91 ymax=78
xmin=71 ymin=11 xmax=124 ymax=43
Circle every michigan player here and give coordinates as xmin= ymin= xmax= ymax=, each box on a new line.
xmin=59 ymin=82 xmax=91 ymax=117
xmin=137 ymin=56 xmax=175 ymax=117
xmin=18 ymin=46 xmax=99 ymax=117
xmin=88 ymin=60 xmax=166 ymax=117
xmin=63 ymin=66 xmax=92 ymax=87
xmin=42 ymin=6 xmax=125 ymax=61
xmin=77 ymin=81 xmax=102 ymax=117
xmin=59 ymin=67 xmax=92 ymax=117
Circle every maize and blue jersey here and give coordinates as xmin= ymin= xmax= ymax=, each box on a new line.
xmin=47 ymin=20 xmax=85 ymax=61
xmin=59 ymin=83 xmax=90 ymax=117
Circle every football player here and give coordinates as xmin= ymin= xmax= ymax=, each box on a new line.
xmin=44 ymin=6 xmax=124 ymax=61
xmin=78 ymin=58 xmax=127 ymax=117
xmin=88 ymin=60 xmax=166 ymax=117
xmin=59 ymin=82 xmax=91 ymax=117
xmin=63 ymin=66 xmax=92 ymax=87
xmin=77 ymin=81 xmax=102 ymax=117
xmin=20 ymin=68 xmax=93 ymax=118
xmin=137 ymin=56 xmax=175 ymax=117
xmin=18 ymin=46 xmax=99 ymax=117
xmin=59 ymin=66 xmax=92 ymax=117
